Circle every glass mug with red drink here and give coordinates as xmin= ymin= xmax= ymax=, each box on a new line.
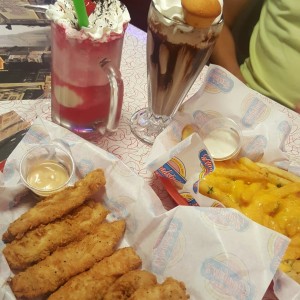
xmin=47 ymin=0 xmax=130 ymax=136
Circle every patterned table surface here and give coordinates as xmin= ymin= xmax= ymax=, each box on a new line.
xmin=0 ymin=24 xmax=205 ymax=210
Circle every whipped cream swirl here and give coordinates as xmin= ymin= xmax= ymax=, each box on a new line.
xmin=46 ymin=0 xmax=130 ymax=42
xmin=153 ymin=0 xmax=185 ymax=22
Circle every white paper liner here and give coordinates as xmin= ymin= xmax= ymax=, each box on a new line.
xmin=146 ymin=64 xmax=300 ymax=298
xmin=0 ymin=117 xmax=297 ymax=299
xmin=0 ymin=96 xmax=298 ymax=299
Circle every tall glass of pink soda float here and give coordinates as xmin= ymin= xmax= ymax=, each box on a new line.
xmin=130 ymin=0 xmax=223 ymax=144
xmin=46 ymin=0 xmax=130 ymax=136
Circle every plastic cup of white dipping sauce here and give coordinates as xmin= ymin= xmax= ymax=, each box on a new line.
xmin=199 ymin=117 xmax=242 ymax=161
xmin=19 ymin=144 xmax=74 ymax=197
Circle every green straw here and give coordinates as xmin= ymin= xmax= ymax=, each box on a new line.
xmin=73 ymin=0 xmax=89 ymax=28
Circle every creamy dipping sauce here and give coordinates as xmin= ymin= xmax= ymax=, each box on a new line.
xmin=26 ymin=160 xmax=70 ymax=192
xmin=203 ymin=127 xmax=240 ymax=160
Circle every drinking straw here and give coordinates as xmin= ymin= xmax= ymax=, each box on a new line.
xmin=72 ymin=0 xmax=89 ymax=28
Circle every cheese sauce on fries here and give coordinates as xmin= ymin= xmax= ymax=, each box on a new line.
xmin=199 ymin=157 xmax=300 ymax=283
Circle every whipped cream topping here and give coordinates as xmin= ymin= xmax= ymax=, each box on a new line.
xmin=46 ymin=0 xmax=130 ymax=42
xmin=153 ymin=0 xmax=185 ymax=22
xmin=153 ymin=0 xmax=223 ymax=25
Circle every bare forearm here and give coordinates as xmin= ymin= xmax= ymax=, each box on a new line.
xmin=210 ymin=0 xmax=250 ymax=83
xmin=210 ymin=25 xmax=246 ymax=82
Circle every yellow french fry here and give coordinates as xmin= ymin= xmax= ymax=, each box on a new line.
xmin=199 ymin=180 xmax=239 ymax=210
xmin=268 ymin=182 xmax=300 ymax=198
xmin=257 ymin=162 xmax=300 ymax=183
xmin=213 ymin=167 xmax=267 ymax=183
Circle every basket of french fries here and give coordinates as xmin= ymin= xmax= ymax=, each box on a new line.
xmin=150 ymin=133 xmax=300 ymax=284
xmin=198 ymin=157 xmax=300 ymax=284
xmin=146 ymin=64 xmax=300 ymax=298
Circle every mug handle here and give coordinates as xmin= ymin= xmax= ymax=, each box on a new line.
xmin=99 ymin=58 xmax=124 ymax=132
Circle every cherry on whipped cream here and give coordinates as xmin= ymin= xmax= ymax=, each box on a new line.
xmin=84 ymin=0 xmax=96 ymax=16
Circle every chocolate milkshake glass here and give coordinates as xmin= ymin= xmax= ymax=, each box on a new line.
xmin=130 ymin=0 xmax=223 ymax=144
xmin=47 ymin=0 xmax=130 ymax=136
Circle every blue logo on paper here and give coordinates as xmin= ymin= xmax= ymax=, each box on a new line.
xmin=270 ymin=236 xmax=289 ymax=273
xmin=180 ymin=192 xmax=199 ymax=206
xmin=241 ymin=135 xmax=267 ymax=161
xmin=77 ymin=159 xmax=94 ymax=174
xmin=242 ymin=97 xmax=268 ymax=128
xmin=206 ymin=68 xmax=234 ymax=93
xmin=156 ymin=157 xmax=186 ymax=184
xmin=201 ymin=257 xmax=254 ymax=300
xmin=205 ymin=208 xmax=249 ymax=232
xmin=22 ymin=126 xmax=49 ymax=144
xmin=152 ymin=218 xmax=183 ymax=275
xmin=199 ymin=149 xmax=215 ymax=176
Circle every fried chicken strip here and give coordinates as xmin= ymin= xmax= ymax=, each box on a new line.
xmin=103 ymin=270 xmax=157 ymax=300
xmin=10 ymin=220 xmax=125 ymax=299
xmin=48 ymin=247 xmax=142 ymax=300
xmin=52 ymin=275 xmax=121 ymax=300
xmin=2 ymin=169 xmax=106 ymax=243
xmin=3 ymin=200 xmax=109 ymax=270
xmin=129 ymin=277 xmax=189 ymax=300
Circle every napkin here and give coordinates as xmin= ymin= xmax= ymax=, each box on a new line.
xmin=0 ymin=117 xmax=297 ymax=299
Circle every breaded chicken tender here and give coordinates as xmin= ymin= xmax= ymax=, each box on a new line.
xmin=103 ymin=270 xmax=157 ymax=300
xmin=10 ymin=220 xmax=125 ymax=299
xmin=48 ymin=247 xmax=142 ymax=300
xmin=2 ymin=169 xmax=106 ymax=243
xmin=52 ymin=275 xmax=120 ymax=300
xmin=3 ymin=200 xmax=109 ymax=270
xmin=129 ymin=277 xmax=189 ymax=299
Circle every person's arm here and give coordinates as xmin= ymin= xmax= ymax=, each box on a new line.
xmin=210 ymin=0 xmax=250 ymax=82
